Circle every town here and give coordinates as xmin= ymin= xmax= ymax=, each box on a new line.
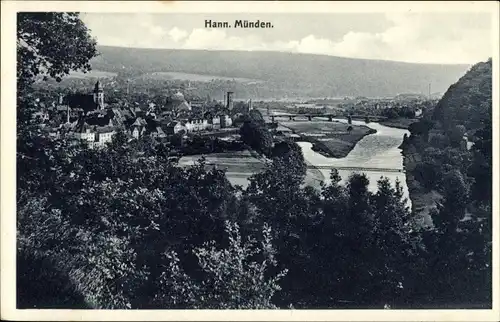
xmin=30 ymin=77 xmax=433 ymax=154
xmin=33 ymin=81 xmax=242 ymax=149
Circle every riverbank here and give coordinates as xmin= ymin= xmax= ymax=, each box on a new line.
xmin=303 ymin=160 xmax=325 ymax=190
xmin=178 ymin=149 xmax=324 ymax=190
xmin=379 ymin=118 xmax=419 ymax=130
xmin=401 ymin=147 xmax=441 ymax=228
xmin=279 ymin=121 xmax=376 ymax=158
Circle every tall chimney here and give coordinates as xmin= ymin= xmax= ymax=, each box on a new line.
xmin=248 ymin=99 xmax=252 ymax=111
xmin=226 ymin=91 xmax=234 ymax=110
xmin=67 ymin=105 xmax=70 ymax=124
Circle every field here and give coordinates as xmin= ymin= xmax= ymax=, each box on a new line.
xmin=178 ymin=150 xmax=323 ymax=190
xmin=66 ymin=70 xmax=117 ymax=79
xmin=279 ymin=120 xmax=376 ymax=158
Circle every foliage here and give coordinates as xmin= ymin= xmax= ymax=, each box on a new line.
xmin=248 ymin=109 xmax=265 ymax=126
xmin=17 ymin=12 xmax=98 ymax=92
xmin=402 ymin=59 xmax=492 ymax=307
xmin=271 ymin=140 xmax=307 ymax=185
xmin=239 ymin=120 xmax=273 ymax=156
xmin=432 ymin=59 xmax=492 ymax=131
xmin=17 ymin=130 xmax=238 ymax=308
xmin=155 ymin=222 xmax=288 ymax=309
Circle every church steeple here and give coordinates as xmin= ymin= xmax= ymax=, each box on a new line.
xmin=93 ymin=80 xmax=104 ymax=109
xmin=94 ymin=80 xmax=103 ymax=92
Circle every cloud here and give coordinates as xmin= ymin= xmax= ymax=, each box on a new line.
xmin=168 ymin=27 xmax=188 ymax=42
xmin=82 ymin=13 xmax=492 ymax=64
xmin=274 ymin=13 xmax=491 ymax=64
xmin=182 ymin=29 xmax=227 ymax=49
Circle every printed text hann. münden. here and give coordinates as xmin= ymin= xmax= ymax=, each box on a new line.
xmin=205 ymin=19 xmax=274 ymax=28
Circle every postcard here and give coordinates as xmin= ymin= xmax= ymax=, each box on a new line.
xmin=1 ymin=1 xmax=499 ymax=321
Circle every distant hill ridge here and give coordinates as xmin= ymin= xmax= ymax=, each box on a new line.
xmin=90 ymin=45 xmax=471 ymax=98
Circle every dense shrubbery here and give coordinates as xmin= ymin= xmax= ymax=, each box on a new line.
xmin=18 ymin=123 xmax=492 ymax=308
xmin=403 ymin=59 xmax=492 ymax=306
xmin=177 ymin=135 xmax=247 ymax=156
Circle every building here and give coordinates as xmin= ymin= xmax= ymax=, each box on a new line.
xmin=129 ymin=117 xmax=147 ymax=139
xmin=211 ymin=114 xmax=233 ymax=129
xmin=146 ymin=126 xmax=166 ymax=138
xmin=185 ymin=119 xmax=209 ymax=132
xmin=64 ymin=80 xmax=106 ymax=112
xmin=31 ymin=110 xmax=50 ymax=123
xmin=94 ymin=126 xmax=116 ymax=148
xmin=73 ymin=120 xmax=116 ymax=149
xmin=189 ymin=99 xmax=207 ymax=111
xmin=165 ymin=91 xmax=192 ymax=115
xmin=226 ymin=91 xmax=234 ymax=110
xmin=131 ymin=125 xmax=146 ymax=139
xmin=220 ymin=114 xmax=233 ymax=128
xmin=93 ymin=80 xmax=105 ymax=109
xmin=165 ymin=121 xmax=187 ymax=135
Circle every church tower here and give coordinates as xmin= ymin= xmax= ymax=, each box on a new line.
xmin=93 ymin=80 xmax=104 ymax=109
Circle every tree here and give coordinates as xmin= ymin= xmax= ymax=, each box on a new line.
xmin=434 ymin=169 xmax=469 ymax=233
xmin=408 ymin=119 xmax=433 ymax=138
xmin=271 ymin=140 xmax=307 ymax=185
xmin=17 ymin=12 xmax=98 ymax=92
xmin=154 ymin=222 xmax=288 ymax=309
xmin=249 ymin=109 xmax=265 ymax=126
xmin=369 ymin=178 xmax=416 ymax=306
xmin=240 ymin=120 xmax=273 ymax=156
xmin=448 ymin=124 xmax=467 ymax=147
xmin=469 ymin=118 xmax=492 ymax=203
xmin=383 ymin=108 xmax=399 ymax=119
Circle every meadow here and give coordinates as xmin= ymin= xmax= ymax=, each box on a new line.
xmin=279 ymin=120 xmax=376 ymax=158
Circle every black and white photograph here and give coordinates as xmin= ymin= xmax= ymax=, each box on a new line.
xmin=1 ymin=1 xmax=499 ymax=320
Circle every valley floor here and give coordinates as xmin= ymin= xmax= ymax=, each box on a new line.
xmin=178 ymin=150 xmax=324 ymax=190
xmin=279 ymin=120 xmax=376 ymax=158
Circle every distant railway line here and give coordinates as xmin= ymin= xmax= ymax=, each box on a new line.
xmin=308 ymin=165 xmax=405 ymax=173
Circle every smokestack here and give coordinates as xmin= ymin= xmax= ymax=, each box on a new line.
xmin=248 ymin=99 xmax=252 ymax=112
xmin=226 ymin=91 xmax=234 ymax=110
xmin=59 ymin=94 xmax=64 ymax=105
xmin=67 ymin=105 xmax=70 ymax=124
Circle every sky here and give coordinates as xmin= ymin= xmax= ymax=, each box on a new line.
xmin=81 ymin=12 xmax=493 ymax=65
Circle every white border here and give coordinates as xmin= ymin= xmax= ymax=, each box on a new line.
xmin=1 ymin=1 xmax=499 ymax=321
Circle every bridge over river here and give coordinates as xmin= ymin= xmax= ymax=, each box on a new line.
xmin=267 ymin=112 xmax=388 ymax=122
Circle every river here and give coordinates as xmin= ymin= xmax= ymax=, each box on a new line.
xmin=297 ymin=119 xmax=412 ymax=209
xmin=190 ymin=117 xmax=412 ymax=209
